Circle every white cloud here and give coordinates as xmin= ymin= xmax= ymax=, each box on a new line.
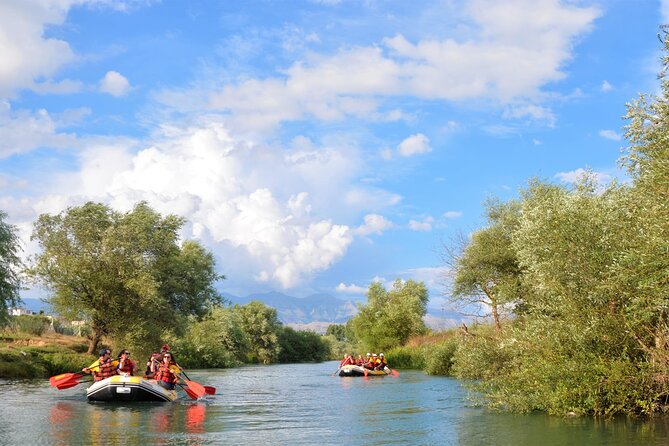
xmin=442 ymin=211 xmax=462 ymax=219
xmin=99 ymin=71 xmax=131 ymax=97
xmin=601 ymin=80 xmax=613 ymax=92
xmin=398 ymin=133 xmax=431 ymax=157
xmin=0 ymin=105 xmax=79 ymax=159
xmin=336 ymin=282 xmax=366 ymax=294
xmin=354 ymin=213 xmax=393 ymax=236
xmin=6 ymin=120 xmax=408 ymax=290
xmin=555 ymin=168 xmax=612 ymax=186
xmin=0 ymin=1 xmax=82 ymax=97
xmin=599 ymin=129 xmax=621 ymax=141
xmin=503 ymin=104 xmax=556 ymax=127
xmin=156 ymin=0 xmax=598 ymax=132
xmin=409 ymin=216 xmax=434 ymax=232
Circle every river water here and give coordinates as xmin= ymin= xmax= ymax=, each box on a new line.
xmin=1 ymin=361 xmax=669 ymax=445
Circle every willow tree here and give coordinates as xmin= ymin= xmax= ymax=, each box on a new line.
xmin=28 ymin=201 xmax=223 ymax=353
xmin=447 ymin=199 xmax=523 ymax=334
xmin=0 ymin=211 xmax=22 ymax=325
xmin=351 ymin=279 xmax=428 ymax=351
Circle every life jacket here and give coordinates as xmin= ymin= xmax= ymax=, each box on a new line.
xmin=118 ymin=358 xmax=135 ymax=375
xmin=93 ymin=357 xmax=118 ymax=381
xmin=155 ymin=363 xmax=177 ymax=385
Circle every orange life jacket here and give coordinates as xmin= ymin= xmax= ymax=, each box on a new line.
xmin=155 ymin=363 xmax=177 ymax=385
xmin=118 ymin=359 xmax=135 ymax=375
xmin=94 ymin=357 xmax=118 ymax=381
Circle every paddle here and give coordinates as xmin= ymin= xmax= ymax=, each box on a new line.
xmin=332 ymin=367 xmax=342 ymax=376
xmin=55 ymin=377 xmax=92 ymax=390
xmin=177 ymin=367 xmax=215 ymax=395
xmin=49 ymin=372 xmax=84 ymax=387
xmin=384 ymin=367 xmax=400 ymax=377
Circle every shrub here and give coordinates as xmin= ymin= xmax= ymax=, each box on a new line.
xmin=12 ymin=315 xmax=50 ymax=336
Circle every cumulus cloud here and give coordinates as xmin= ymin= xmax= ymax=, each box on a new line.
xmin=100 ymin=71 xmax=131 ymax=97
xmin=156 ymin=0 xmax=599 ymax=132
xmin=6 ymin=120 xmax=406 ymax=290
xmin=398 ymin=133 xmax=431 ymax=157
xmin=601 ymin=80 xmax=613 ymax=92
xmin=354 ymin=213 xmax=393 ymax=236
xmin=336 ymin=282 xmax=366 ymax=294
xmin=409 ymin=216 xmax=434 ymax=232
xmin=0 ymin=104 xmax=79 ymax=159
xmin=503 ymin=104 xmax=556 ymax=127
xmin=555 ymin=168 xmax=612 ymax=187
xmin=0 ymin=1 xmax=81 ymax=97
xmin=599 ymin=129 xmax=621 ymax=141
xmin=442 ymin=211 xmax=462 ymax=219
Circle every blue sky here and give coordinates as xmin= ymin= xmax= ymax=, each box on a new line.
xmin=1 ymin=0 xmax=667 ymax=313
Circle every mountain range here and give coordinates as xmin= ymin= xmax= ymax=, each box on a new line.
xmin=18 ymin=292 xmax=464 ymax=333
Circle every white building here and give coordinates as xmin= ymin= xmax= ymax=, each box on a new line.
xmin=9 ymin=307 xmax=34 ymax=316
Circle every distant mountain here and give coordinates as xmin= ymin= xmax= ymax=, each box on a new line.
xmin=223 ymin=291 xmax=359 ymax=325
xmin=221 ymin=290 xmax=466 ymax=331
xmin=15 ymin=298 xmax=52 ymax=314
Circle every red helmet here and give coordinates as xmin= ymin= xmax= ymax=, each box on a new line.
xmin=161 ymin=344 xmax=170 ymax=352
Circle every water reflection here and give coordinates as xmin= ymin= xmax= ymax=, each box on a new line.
xmin=4 ymin=365 xmax=669 ymax=445
xmin=48 ymin=400 xmax=208 ymax=446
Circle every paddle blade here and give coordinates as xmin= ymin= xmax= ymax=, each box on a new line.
xmin=391 ymin=368 xmax=399 ymax=377
xmin=204 ymin=386 xmax=216 ymax=395
xmin=56 ymin=380 xmax=82 ymax=390
xmin=184 ymin=380 xmax=206 ymax=398
xmin=363 ymin=368 xmax=368 ymax=377
xmin=50 ymin=373 xmax=83 ymax=387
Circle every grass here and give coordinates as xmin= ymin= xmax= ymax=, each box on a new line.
xmin=0 ymin=330 xmax=94 ymax=379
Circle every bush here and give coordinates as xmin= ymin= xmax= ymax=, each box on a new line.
xmin=12 ymin=315 xmax=50 ymax=336
xmin=385 ymin=344 xmax=429 ymax=369
xmin=278 ymin=327 xmax=330 ymax=363
xmin=425 ymin=339 xmax=459 ymax=376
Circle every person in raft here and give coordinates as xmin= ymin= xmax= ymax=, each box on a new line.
xmin=356 ymin=355 xmax=364 ymax=366
xmin=375 ymin=353 xmax=387 ymax=370
xmin=363 ymin=353 xmax=373 ymax=369
xmin=339 ymin=354 xmax=355 ymax=367
xmin=82 ymin=348 xmax=118 ymax=382
xmin=151 ymin=352 xmax=179 ymax=390
xmin=117 ymin=349 xmax=135 ymax=376
xmin=145 ymin=344 xmax=172 ymax=378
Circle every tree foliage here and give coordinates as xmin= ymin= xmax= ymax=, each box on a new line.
xmin=234 ymin=301 xmax=282 ymax=364
xmin=28 ymin=201 xmax=223 ymax=354
xmin=350 ymin=279 xmax=428 ymax=352
xmin=277 ymin=326 xmax=330 ymax=363
xmin=0 ymin=211 xmax=22 ymax=325
xmin=449 ymin=199 xmax=524 ymax=333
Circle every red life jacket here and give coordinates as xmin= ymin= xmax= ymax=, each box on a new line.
xmin=95 ymin=357 xmax=117 ymax=381
xmin=155 ymin=363 xmax=177 ymax=385
xmin=118 ymin=359 xmax=135 ymax=375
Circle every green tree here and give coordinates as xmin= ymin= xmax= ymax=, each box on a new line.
xmin=28 ymin=201 xmax=223 ymax=354
xmin=351 ymin=279 xmax=428 ymax=352
xmin=277 ymin=327 xmax=330 ymax=363
xmin=176 ymin=306 xmax=250 ymax=368
xmin=447 ymin=199 xmax=523 ymax=334
xmin=234 ymin=301 xmax=282 ymax=364
xmin=0 ymin=211 xmax=22 ymax=325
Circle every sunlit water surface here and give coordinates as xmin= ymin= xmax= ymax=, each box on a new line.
xmin=1 ymin=361 xmax=669 ymax=445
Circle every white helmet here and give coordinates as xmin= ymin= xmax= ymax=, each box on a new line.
xmin=366 ymin=353 xmax=371 ymax=356
xmin=379 ymin=353 xmax=384 ymax=357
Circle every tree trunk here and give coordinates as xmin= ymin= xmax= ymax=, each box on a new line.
xmin=87 ymin=330 xmax=102 ymax=354
xmin=491 ymin=304 xmax=501 ymax=335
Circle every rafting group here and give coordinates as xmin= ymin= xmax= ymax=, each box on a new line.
xmin=49 ymin=344 xmax=215 ymax=402
xmin=336 ymin=352 xmax=399 ymax=377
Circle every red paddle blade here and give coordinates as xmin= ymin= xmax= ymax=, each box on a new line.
xmin=204 ymin=386 xmax=216 ymax=395
xmin=50 ymin=373 xmax=83 ymax=387
xmin=183 ymin=386 xmax=199 ymax=400
xmin=56 ymin=380 xmax=82 ymax=390
xmin=391 ymin=369 xmax=399 ymax=377
xmin=363 ymin=368 xmax=368 ymax=377
xmin=185 ymin=380 xmax=206 ymax=398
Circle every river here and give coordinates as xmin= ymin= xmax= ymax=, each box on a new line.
xmin=1 ymin=361 xmax=668 ymax=445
